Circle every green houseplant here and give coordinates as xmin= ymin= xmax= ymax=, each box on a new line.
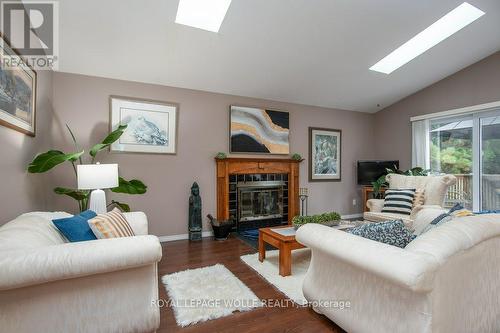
xmin=27 ymin=124 xmax=147 ymax=212
xmin=292 ymin=211 xmax=341 ymax=230
xmin=215 ymin=152 xmax=227 ymax=160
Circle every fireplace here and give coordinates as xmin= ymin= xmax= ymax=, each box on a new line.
xmin=215 ymin=158 xmax=301 ymax=230
xmin=231 ymin=177 xmax=287 ymax=230
xmin=238 ymin=181 xmax=285 ymax=222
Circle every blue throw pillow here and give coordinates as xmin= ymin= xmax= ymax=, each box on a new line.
xmin=52 ymin=210 xmax=98 ymax=242
xmin=348 ymin=220 xmax=415 ymax=248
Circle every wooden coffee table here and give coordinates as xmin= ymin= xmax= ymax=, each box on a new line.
xmin=258 ymin=226 xmax=305 ymax=277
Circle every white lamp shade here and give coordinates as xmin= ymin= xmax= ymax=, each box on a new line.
xmin=77 ymin=164 xmax=119 ymax=190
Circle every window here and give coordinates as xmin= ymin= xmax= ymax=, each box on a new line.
xmin=412 ymin=107 xmax=500 ymax=211
xmin=480 ymin=116 xmax=500 ymax=210
xmin=430 ymin=116 xmax=473 ymax=209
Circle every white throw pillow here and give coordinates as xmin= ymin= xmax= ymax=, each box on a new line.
xmin=412 ymin=206 xmax=447 ymax=236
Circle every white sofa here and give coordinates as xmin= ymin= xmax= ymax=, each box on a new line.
xmin=0 ymin=211 xmax=162 ymax=333
xmin=364 ymin=174 xmax=457 ymax=227
xmin=296 ymin=213 xmax=500 ymax=332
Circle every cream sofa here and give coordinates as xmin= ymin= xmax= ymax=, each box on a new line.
xmin=296 ymin=213 xmax=500 ymax=332
xmin=0 ymin=211 xmax=162 ymax=333
xmin=364 ymin=174 xmax=457 ymax=227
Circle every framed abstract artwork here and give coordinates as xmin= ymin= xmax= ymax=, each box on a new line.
xmin=110 ymin=96 xmax=178 ymax=154
xmin=309 ymin=127 xmax=342 ymax=182
xmin=0 ymin=35 xmax=37 ymax=136
xmin=230 ymin=105 xmax=289 ymax=154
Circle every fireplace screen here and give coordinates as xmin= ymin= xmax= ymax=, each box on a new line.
xmin=238 ymin=181 xmax=284 ymax=222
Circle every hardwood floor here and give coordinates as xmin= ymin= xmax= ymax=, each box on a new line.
xmin=157 ymin=236 xmax=345 ymax=333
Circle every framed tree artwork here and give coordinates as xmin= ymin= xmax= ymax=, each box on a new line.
xmin=309 ymin=127 xmax=342 ymax=182
xmin=0 ymin=35 xmax=37 ymax=136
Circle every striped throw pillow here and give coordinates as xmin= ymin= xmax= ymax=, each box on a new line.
xmin=382 ymin=189 xmax=416 ymax=215
xmin=88 ymin=208 xmax=135 ymax=238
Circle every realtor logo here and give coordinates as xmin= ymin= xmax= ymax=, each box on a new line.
xmin=1 ymin=1 xmax=59 ymax=69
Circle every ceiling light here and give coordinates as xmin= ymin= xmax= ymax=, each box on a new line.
xmin=175 ymin=0 xmax=232 ymax=33
xmin=370 ymin=2 xmax=485 ymax=74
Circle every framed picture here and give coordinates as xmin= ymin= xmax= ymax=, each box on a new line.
xmin=230 ymin=105 xmax=289 ymax=154
xmin=309 ymin=127 xmax=342 ymax=182
xmin=0 ymin=35 xmax=37 ymax=136
xmin=110 ymin=96 xmax=178 ymax=154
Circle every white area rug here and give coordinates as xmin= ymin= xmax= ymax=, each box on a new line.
xmin=240 ymin=248 xmax=311 ymax=305
xmin=162 ymin=264 xmax=262 ymax=327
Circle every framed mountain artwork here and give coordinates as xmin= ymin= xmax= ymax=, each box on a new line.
xmin=0 ymin=35 xmax=37 ymax=136
xmin=110 ymin=96 xmax=178 ymax=154
xmin=230 ymin=105 xmax=289 ymax=154
xmin=309 ymin=127 xmax=342 ymax=182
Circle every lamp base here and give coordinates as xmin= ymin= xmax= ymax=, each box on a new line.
xmin=89 ymin=189 xmax=107 ymax=214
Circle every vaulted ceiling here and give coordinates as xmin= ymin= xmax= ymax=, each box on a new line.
xmin=57 ymin=0 xmax=500 ymax=112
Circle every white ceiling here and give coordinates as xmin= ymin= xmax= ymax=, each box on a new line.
xmin=57 ymin=0 xmax=500 ymax=113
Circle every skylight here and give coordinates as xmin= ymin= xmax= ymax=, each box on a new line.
xmin=370 ymin=2 xmax=485 ymax=74
xmin=175 ymin=0 xmax=232 ymax=33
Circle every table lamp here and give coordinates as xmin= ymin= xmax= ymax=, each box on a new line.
xmin=77 ymin=163 xmax=119 ymax=214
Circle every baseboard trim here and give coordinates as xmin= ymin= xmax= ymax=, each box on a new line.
xmin=158 ymin=231 xmax=214 ymax=243
xmin=341 ymin=213 xmax=363 ymax=219
xmin=159 ymin=214 xmax=363 ymax=242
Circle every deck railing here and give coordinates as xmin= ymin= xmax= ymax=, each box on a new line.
xmin=481 ymin=174 xmax=500 ymax=210
xmin=445 ymin=174 xmax=472 ymax=209
xmin=445 ymin=174 xmax=500 ymax=210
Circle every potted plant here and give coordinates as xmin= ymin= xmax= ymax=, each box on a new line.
xmin=215 ymin=152 xmax=227 ymax=160
xmin=27 ymin=124 xmax=147 ymax=212
xmin=292 ymin=211 xmax=341 ymax=230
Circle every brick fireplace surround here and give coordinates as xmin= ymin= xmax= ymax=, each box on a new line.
xmin=215 ymin=158 xmax=302 ymax=226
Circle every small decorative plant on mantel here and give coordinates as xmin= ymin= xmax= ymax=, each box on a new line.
xmin=27 ymin=124 xmax=147 ymax=212
xmin=215 ymin=152 xmax=227 ymax=160
xmin=292 ymin=211 xmax=341 ymax=230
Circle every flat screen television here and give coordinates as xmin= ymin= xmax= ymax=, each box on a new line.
xmin=357 ymin=160 xmax=399 ymax=185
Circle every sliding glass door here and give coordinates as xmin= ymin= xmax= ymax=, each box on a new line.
xmin=429 ymin=115 xmax=473 ymax=209
xmin=480 ymin=115 xmax=500 ymax=210
xmin=426 ymin=109 xmax=500 ymax=211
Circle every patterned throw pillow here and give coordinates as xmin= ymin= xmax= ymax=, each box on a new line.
xmin=88 ymin=208 xmax=135 ymax=239
xmin=381 ymin=189 xmax=416 ymax=215
xmin=412 ymin=188 xmax=425 ymax=208
xmin=348 ymin=220 xmax=416 ymax=248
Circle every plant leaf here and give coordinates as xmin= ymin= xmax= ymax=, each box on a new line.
xmin=54 ymin=187 xmax=89 ymax=201
xmin=65 ymin=124 xmax=84 ymax=164
xmin=89 ymin=124 xmax=128 ymax=157
xmin=108 ymin=200 xmax=131 ymax=212
xmin=28 ymin=150 xmax=84 ymax=173
xmin=110 ymin=177 xmax=147 ymax=195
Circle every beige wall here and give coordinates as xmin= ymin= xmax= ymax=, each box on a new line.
xmin=49 ymin=72 xmax=375 ymax=236
xmin=374 ymin=51 xmax=500 ymax=170
xmin=0 ymin=70 xmax=54 ymax=222
xmin=3 ymin=51 xmax=499 ymax=233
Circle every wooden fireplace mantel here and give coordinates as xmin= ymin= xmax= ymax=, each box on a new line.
xmin=215 ymin=157 xmax=302 ymax=224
